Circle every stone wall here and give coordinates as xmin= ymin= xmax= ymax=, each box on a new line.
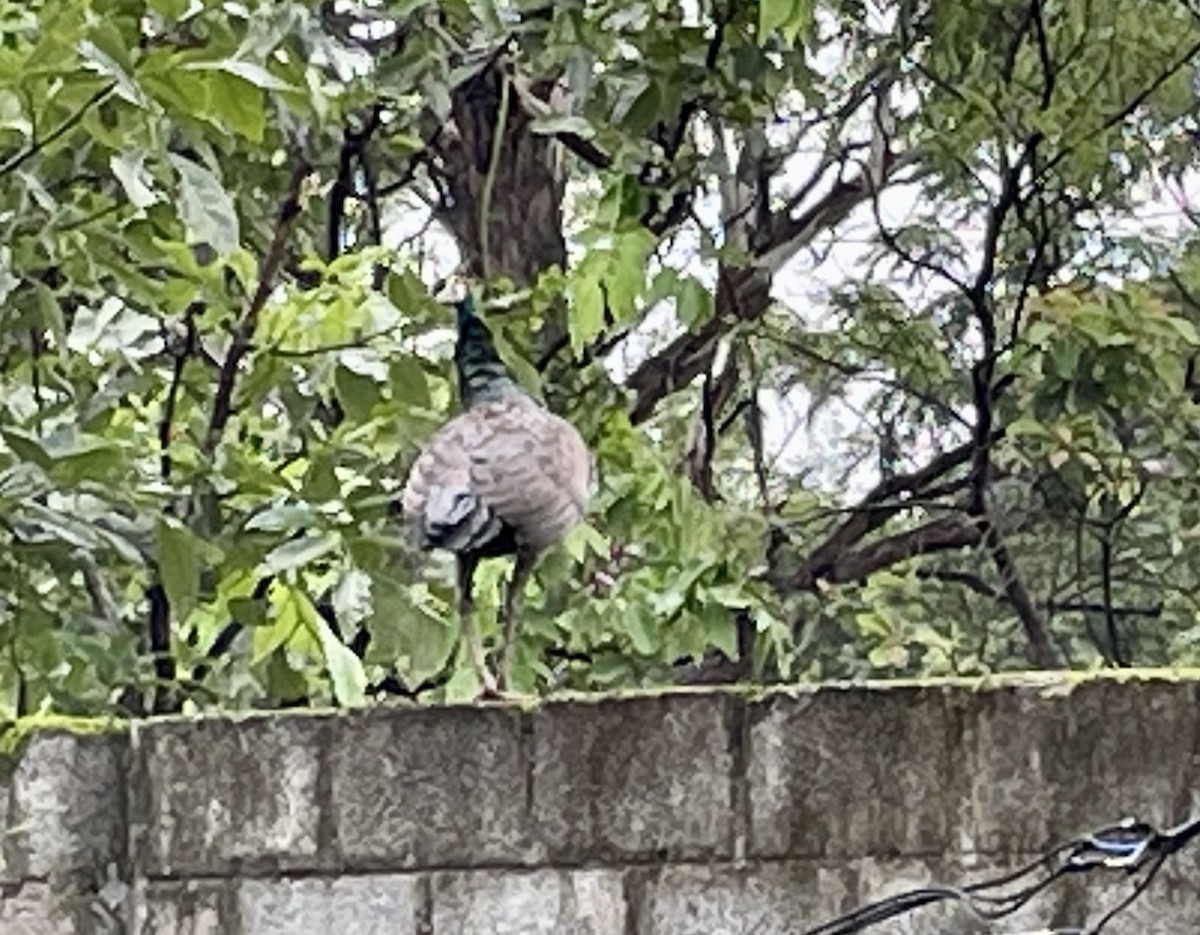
xmin=3 ymin=676 xmax=1200 ymax=934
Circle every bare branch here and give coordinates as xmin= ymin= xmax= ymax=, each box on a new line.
xmin=984 ymin=524 xmax=1059 ymax=667
xmin=768 ymin=431 xmax=1003 ymax=592
xmin=819 ymin=516 xmax=984 ymax=586
xmin=205 ymin=157 xmax=311 ymax=454
xmin=159 ymin=307 xmax=197 ymax=479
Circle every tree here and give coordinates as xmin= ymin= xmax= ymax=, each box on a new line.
xmin=1 ymin=0 xmax=1198 ymax=716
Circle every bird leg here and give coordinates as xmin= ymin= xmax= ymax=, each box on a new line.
xmin=497 ymin=546 xmax=537 ymax=693
xmin=456 ymin=555 xmax=499 ymax=698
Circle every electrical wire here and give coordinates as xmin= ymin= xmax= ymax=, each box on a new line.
xmin=795 ymin=814 xmax=1200 ymax=935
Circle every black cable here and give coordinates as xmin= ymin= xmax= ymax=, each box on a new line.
xmin=795 ymin=814 xmax=1200 ymax=935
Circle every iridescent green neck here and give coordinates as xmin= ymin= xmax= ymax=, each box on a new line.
xmin=454 ymin=295 xmax=520 ymax=407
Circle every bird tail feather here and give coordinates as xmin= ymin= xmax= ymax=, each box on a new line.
xmin=419 ymin=486 xmax=504 ymax=553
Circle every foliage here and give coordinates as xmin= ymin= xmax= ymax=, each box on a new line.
xmin=1 ymin=0 xmax=1199 ymax=715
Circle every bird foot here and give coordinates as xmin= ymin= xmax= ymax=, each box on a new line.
xmin=475 ymin=685 xmax=514 ymax=703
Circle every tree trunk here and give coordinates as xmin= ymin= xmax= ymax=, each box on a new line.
xmin=432 ymin=66 xmax=567 ymax=288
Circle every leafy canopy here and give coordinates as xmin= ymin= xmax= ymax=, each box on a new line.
xmin=1 ymin=0 xmax=1199 ymax=716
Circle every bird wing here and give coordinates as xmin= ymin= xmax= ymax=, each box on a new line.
xmin=400 ymin=397 xmax=591 ymax=553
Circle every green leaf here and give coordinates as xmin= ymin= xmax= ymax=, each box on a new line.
xmin=389 ymin=357 xmax=432 ymax=408
xmin=335 ymin=364 xmax=381 ymax=420
xmin=253 ymin=588 xmax=300 ymax=663
xmin=332 ymin=569 xmax=373 ymax=627
xmin=676 ymin=278 xmax=714 ymax=327
xmin=156 ymin=518 xmax=199 ymax=620
xmin=187 ymin=59 xmax=295 ymax=92
xmin=1168 ymin=316 xmax=1200 ymax=345
xmin=569 ymin=274 xmax=605 ymax=354
xmin=758 ymin=0 xmax=811 ymax=46
xmin=207 ymin=71 xmax=266 ymax=142
xmin=33 ymin=282 xmax=66 ymax=358
xmin=228 ymin=596 xmax=268 ymax=627
xmin=563 ymin=521 xmax=609 ymax=563
xmin=0 ymin=89 xmax=31 ymax=137
xmin=260 ymin=534 xmax=339 ymax=575
xmin=295 ymin=588 xmax=367 ymax=707
xmin=704 ymin=584 xmax=749 ymax=609
xmin=169 ymin=154 xmax=240 ymax=254
xmin=1007 ymin=417 xmax=1049 ymax=438
xmin=110 ymin=150 xmax=160 ymax=209
xmin=245 ymin=504 xmax=318 ymax=533
xmin=79 ymin=29 xmax=143 ymax=107
xmin=626 ymin=609 xmax=657 ymax=655
xmin=303 ymin=452 xmax=341 ymax=501
xmin=386 ymin=268 xmax=430 ymax=311
xmin=623 ymin=81 xmax=662 ymax=137
xmin=607 ymin=230 xmax=653 ymax=318
xmin=149 ymin=0 xmax=191 ymax=18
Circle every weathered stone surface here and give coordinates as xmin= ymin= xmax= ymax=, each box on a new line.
xmin=0 ymin=731 xmax=127 ymax=886
xmin=432 ymin=868 xmax=624 ymax=935
xmin=141 ymin=876 xmax=421 ymax=935
xmin=10 ymin=677 xmax=1200 ymax=935
xmin=0 ymin=883 xmax=75 ymax=935
xmin=635 ymin=857 xmax=1068 ymax=935
xmin=139 ymin=880 xmax=238 ymax=935
xmin=327 ymin=706 xmax=537 ymax=868
xmin=633 ymin=861 xmax=830 ymax=935
xmin=531 ymin=693 xmax=735 ymax=862
xmin=746 ymin=685 xmax=955 ymax=859
xmin=132 ymin=714 xmax=325 ymax=877
xmin=238 ymin=875 xmax=421 ymax=935
xmin=1068 ymin=855 xmax=1200 ymax=934
xmin=955 ymin=679 xmax=1199 ymax=854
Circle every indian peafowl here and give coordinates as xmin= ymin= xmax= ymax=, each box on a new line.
xmin=399 ymin=275 xmax=592 ymax=697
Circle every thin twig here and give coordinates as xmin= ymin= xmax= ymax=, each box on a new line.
xmin=204 ymin=157 xmax=311 ymax=454
xmin=479 ymin=69 xmax=511 ymax=287
xmin=0 ymin=82 xmax=116 ymax=178
xmin=160 ymin=307 xmax=197 ymax=479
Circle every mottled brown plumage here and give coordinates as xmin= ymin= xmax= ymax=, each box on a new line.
xmin=399 ymin=279 xmax=591 ymax=696
xmin=402 ymin=396 xmax=590 ymax=554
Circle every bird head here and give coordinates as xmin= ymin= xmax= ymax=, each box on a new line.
xmin=431 ymin=270 xmax=516 ymax=406
xmin=432 ymin=269 xmax=472 ymax=305
xmin=432 ymin=270 xmax=484 ymax=335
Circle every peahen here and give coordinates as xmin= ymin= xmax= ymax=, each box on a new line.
xmin=399 ymin=275 xmax=592 ymax=697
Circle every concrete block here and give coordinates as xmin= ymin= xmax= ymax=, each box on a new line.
xmin=433 ymin=868 xmax=624 ymax=935
xmin=633 ymin=861 xmax=828 ymax=935
xmin=133 ymin=714 xmax=324 ymax=877
xmin=635 ymin=857 xmax=1065 ymax=935
xmin=531 ymin=693 xmax=735 ymax=862
xmin=1067 ymin=855 xmax=1200 ymax=934
xmin=327 ymin=706 xmax=537 ymax=868
xmin=746 ymin=685 xmax=955 ymax=859
xmin=846 ymin=855 xmax=1058 ymax=935
xmin=238 ymin=875 xmax=421 ymax=935
xmin=955 ymin=679 xmax=1199 ymax=854
xmin=139 ymin=880 xmax=238 ymax=935
xmin=0 ymin=883 xmax=74 ymax=935
xmin=0 ymin=730 xmax=127 ymax=886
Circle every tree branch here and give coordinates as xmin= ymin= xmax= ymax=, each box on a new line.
xmin=818 ymin=516 xmax=984 ymax=586
xmin=626 ymin=139 xmax=912 ymax=424
xmin=159 ymin=306 xmax=197 ymax=480
xmin=204 ymin=157 xmax=311 ymax=454
xmin=983 ymin=524 xmax=1059 ymax=667
xmin=768 ymin=431 xmax=1003 ymax=592
xmin=0 ymin=82 xmax=115 ymax=178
